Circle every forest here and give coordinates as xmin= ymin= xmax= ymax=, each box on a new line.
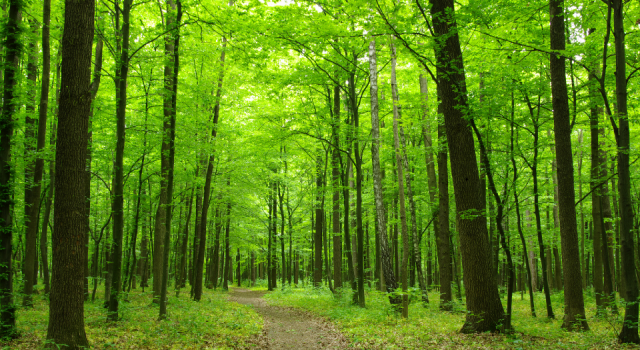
xmin=1 ymin=0 xmax=640 ymax=348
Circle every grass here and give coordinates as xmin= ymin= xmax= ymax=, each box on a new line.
xmin=263 ymin=283 xmax=638 ymax=349
xmin=1 ymin=283 xmax=263 ymax=349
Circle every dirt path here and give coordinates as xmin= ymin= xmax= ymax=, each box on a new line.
xmin=230 ymin=288 xmax=349 ymax=349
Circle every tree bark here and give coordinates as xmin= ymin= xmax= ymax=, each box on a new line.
xmin=194 ymin=33 xmax=226 ymax=301
xmin=613 ymin=0 xmax=639 ymax=342
xmin=429 ymin=0 xmax=504 ymax=332
xmin=368 ymin=40 xmax=399 ymax=307
xmin=314 ymin=152 xmax=323 ymax=287
xmin=331 ymin=85 xmax=342 ymax=290
xmin=549 ymin=0 xmax=588 ymax=330
xmin=108 ymin=0 xmax=134 ymax=320
xmin=22 ymin=19 xmax=40 ymax=307
xmin=390 ymin=41 xmax=410 ymax=317
xmin=159 ymin=0 xmax=181 ymax=319
xmin=0 ymin=0 xmax=21 ymax=337
xmin=45 ymin=0 xmax=94 ymax=345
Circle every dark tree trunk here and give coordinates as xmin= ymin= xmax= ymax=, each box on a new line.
xmin=177 ymin=187 xmax=193 ymax=292
xmin=194 ymin=34 xmax=226 ymax=301
xmin=331 ymin=86 xmax=342 ymax=290
xmin=108 ymin=0 xmax=134 ymax=321
xmin=22 ymin=19 xmax=40 ymax=307
xmin=45 ymin=0 xmax=95 ymax=345
xmin=314 ymin=153 xmax=323 ymax=287
xmin=510 ymin=106 xmax=535 ymax=317
xmin=437 ymin=108 xmax=452 ymax=311
xmin=429 ymin=0 xmax=504 ymax=332
xmin=613 ymin=0 xmax=639 ymax=342
xmin=159 ymin=0 xmax=181 ymax=319
xmin=0 ymin=0 xmax=21 ymax=337
xmin=549 ymin=0 xmax=588 ymax=330
xmin=212 ymin=207 xmax=221 ymax=288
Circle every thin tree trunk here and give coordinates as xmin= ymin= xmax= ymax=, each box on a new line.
xmin=314 ymin=152 xmax=323 ymax=287
xmin=368 ymin=40 xmax=399 ymax=307
xmin=331 ymin=85 xmax=342 ymax=290
xmin=159 ymin=0 xmax=181 ymax=319
xmin=510 ymin=105 xmax=535 ymax=317
xmin=108 ymin=0 xmax=134 ymax=321
xmin=390 ymin=41 xmax=411 ymax=317
xmin=194 ymin=33 xmax=226 ymax=301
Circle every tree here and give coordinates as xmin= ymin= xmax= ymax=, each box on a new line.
xmin=613 ymin=0 xmax=639 ymax=343
xmin=428 ymin=0 xmax=505 ymax=333
xmin=45 ymin=0 xmax=95 ymax=346
xmin=0 ymin=0 xmax=22 ymax=338
xmin=548 ymin=0 xmax=588 ymax=331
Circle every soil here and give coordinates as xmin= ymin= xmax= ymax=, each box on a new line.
xmin=230 ymin=288 xmax=350 ymax=349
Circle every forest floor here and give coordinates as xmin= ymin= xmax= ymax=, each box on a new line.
xmin=230 ymin=288 xmax=349 ymax=349
xmin=261 ymin=284 xmax=640 ymax=349
xmin=3 ymin=281 xmax=640 ymax=349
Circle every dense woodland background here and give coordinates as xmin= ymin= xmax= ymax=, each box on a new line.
xmin=1 ymin=0 xmax=640 ymax=348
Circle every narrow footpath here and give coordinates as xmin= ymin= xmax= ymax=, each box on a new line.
xmin=230 ymin=288 xmax=349 ymax=349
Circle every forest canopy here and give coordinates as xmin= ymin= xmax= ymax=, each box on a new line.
xmin=1 ymin=0 xmax=640 ymax=348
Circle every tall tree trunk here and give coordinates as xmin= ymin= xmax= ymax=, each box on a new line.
xmin=420 ymin=75 xmax=439 ymax=294
xmin=368 ymin=40 xmax=399 ymax=306
xmin=22 ymin=19 xmax=40 ymax=307
xmin=223 ymin=200 xmax=231 ymax=290
xmin=549 ymin=0 xmax=588 ymax=330
xmin=430 ymin=0 xmax=504 ymax=332
xmin=109 ymin=0 xmax=134 ymax=321
xmin=390 ymin=41 xmax=410 ymax=317
xmin=0 ymin=0 xmax=21 ymax=337
xmin=399 ymin=102 xmax=428 ymax=304
xmin=194 ymin=33 xmax=226 ymax=301
xmin=613 ymin=0 xmax=639 ymax=342
xmin=429 ymin=0 xmax=504 ymax=332
xmin=436 ymin=100 xmax=452 ymax=310
xmin=212 ymin=206 xmax=221 ymax=288
xmin=331 ymin=85 xmax=342 ymax=290
xmin=314 ymin=152 xmax=323 ymax=287
xmin=510 ymin=103 xmax=535 ymax=317
xmin=525 ymin=96 xmax=554 ymax=317
xmin=45 ymin=0 xmax=95 ymax=345
xmin=159 ymin=0 xmax=181 ymax=319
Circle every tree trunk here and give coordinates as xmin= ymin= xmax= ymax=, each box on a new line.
xmin=390 ymin=41 xmax=411 ymax=317
xmin=177 ymin=187 xmax=193 ymax=292
xmin=314 ymin=152 xmax=323 ymax=287
xmin=194 ymin=33 xmax=226 ymax=301
xmin=0 ymin=0 xmax=21 ymax=338
xmin=108 ymin=0 xmax=134 ymax=321
xmin=45 ymin=0 xmax=94 ymax=345
xmin=549 ymin=0 xmax=588 ymax=330
xmin=331 ymin=86 xmax=342 ymax=290
xmin=436 ymin=103 xmax=452 ymax=310
xmin=613 ymin=0 xmax=639 ymax=342
xmin=22 ymin=19 xmax=40 ymax=307
xmin=368 ymin=40 xmax=399 ymax=306
xmin=159 ymin=0 xmax=181 ymax=319
xmin=511 ymin=108 xmax=535 ymax=317
xmin=429 ymin=0 xmax=504 ymax=332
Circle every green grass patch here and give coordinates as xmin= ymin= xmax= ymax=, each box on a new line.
xmin=2 ymin=285 xmax=262 ymax=349
xmin=264 ymin=285 xmax=634 ymax=349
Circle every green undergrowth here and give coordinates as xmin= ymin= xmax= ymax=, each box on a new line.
xmin=2 ymin=285 xmax=262 ymax=349
xmin=264 ymin=285 xmax=637 ymax=349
